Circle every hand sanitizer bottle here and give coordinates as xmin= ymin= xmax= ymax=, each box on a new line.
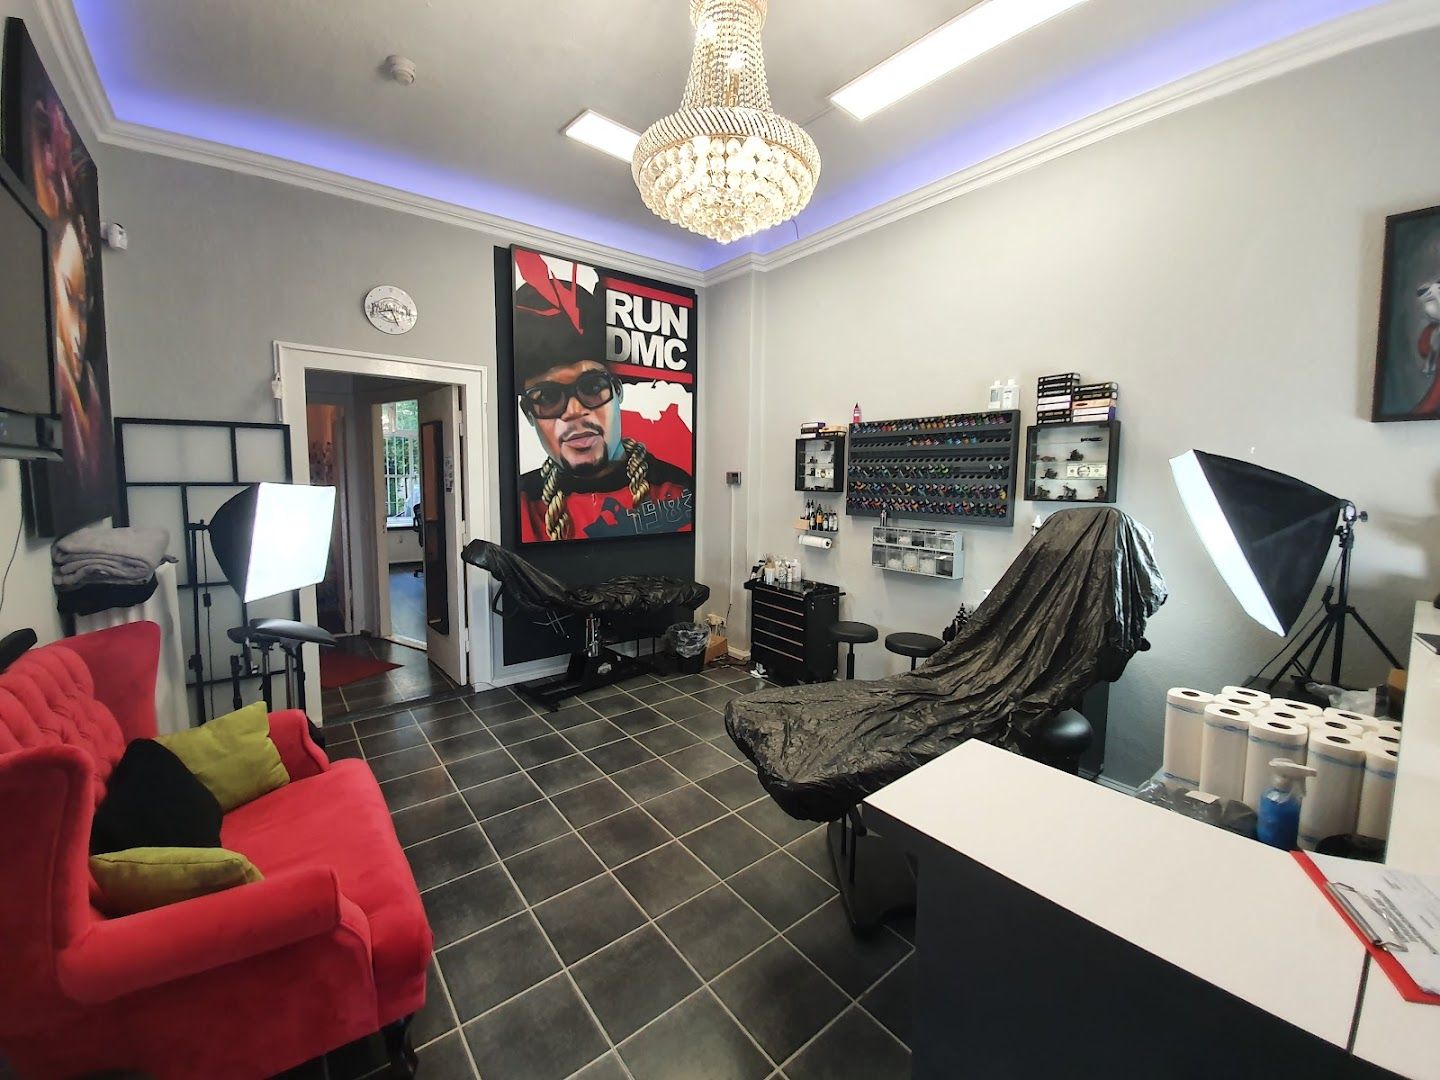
xmin=1001 ymin=379 xmax=1019 ymax=410
xmin=988 ymin=381 xmax=1003 ymax=411
xmin=1256 ymin=759 xmax=1318 ymax=849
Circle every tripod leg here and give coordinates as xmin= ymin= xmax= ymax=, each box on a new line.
xmin=1347 ymin=608 xmax=1405 ymax=670
xmin=1267 ymin=614 xmax=1332 ymax=689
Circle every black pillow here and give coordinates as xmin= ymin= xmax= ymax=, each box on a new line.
xmin=91 ymin=739 xmax=223 ymax=855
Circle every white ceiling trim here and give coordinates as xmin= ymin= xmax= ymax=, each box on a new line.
xmin=34 ymin=0 xmax=1440 ymax=292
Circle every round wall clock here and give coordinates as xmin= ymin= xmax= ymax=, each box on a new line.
xmin=364 ymin=285 xmax=418 ymax=334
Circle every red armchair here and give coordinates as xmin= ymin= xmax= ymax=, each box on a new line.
xmin=0 ymin=622 xmax=433 ymax=1079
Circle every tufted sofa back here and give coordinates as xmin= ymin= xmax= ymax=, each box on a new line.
xmin=0 ymin=642 xmax=126 ymax=806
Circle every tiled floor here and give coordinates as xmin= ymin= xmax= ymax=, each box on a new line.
xmin=389 ymin=565 xmax=428 ymax=645
xmin=308 ymin=665 xmax=915 ymax=1080
xmin=321 ymin=635 xmax=456 ymax=722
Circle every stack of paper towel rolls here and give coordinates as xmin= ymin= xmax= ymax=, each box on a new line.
xmin=1241 ymin=712 xmax=1310 ymax=807
xmin=1298 ymin=731 xmax=1367 ymax=850
xmin=1358 ymin=744 xmax=1400 ymax=840
xmin=1199 ymin=704 xmax=1252 ymax=801
xmin=1162 ymin=689 xmax=1212 ymax=787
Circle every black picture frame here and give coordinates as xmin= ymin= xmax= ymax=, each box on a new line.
xmin=1372 ymin=203 xmax=1440 ymax=423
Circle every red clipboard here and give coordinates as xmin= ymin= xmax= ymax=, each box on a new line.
xmin=1292 ymin=850 xmax=1440 ymax=1006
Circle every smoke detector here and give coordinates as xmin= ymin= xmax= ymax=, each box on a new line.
xmin=384 ymin=55 xmax=416 ymax=85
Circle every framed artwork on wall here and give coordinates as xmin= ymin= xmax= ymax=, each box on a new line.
xmin=1372 ymin=203 xmax=1440 ymax=422
xmin=2 ymin=18 xmax=117 ymax=534
xmin=508 ymin=245 xmax=696 ymax=544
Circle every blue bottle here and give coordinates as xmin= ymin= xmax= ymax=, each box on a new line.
xmin=1256 ymin=758 xmax=1317 ymax=850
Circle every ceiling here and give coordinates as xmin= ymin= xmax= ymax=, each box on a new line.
xmin=68 ymin=0 xmax=1400 ymax=275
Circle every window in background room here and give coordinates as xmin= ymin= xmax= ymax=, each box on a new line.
xmin=382 ymin=399 xmax=420 ymax=527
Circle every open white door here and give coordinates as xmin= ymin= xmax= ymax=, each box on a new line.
xmin=418 ymin=384 xmax=468 ymax=686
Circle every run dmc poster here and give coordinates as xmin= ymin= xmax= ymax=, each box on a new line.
xmin=510 ymin=246 xmax=696 ymax=544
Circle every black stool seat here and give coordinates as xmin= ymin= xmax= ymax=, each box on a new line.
xmin=831 ymin=621 xmax=879 ymax=644
xmin=1023 ymin=709 xmax=1094 ymax=774
xmin=884 ymin=632 xmax=943 ymax=660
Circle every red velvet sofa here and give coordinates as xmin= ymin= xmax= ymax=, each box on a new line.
xmin=0 ymin=622 xmax=433 ymax=1079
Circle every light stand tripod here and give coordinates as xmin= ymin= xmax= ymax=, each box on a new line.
xmin=1261 ymin=504 xmax=1403 ymax=690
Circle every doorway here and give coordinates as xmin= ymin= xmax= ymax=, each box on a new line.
xmin=281 ymin=343 xmax=491 ymax=725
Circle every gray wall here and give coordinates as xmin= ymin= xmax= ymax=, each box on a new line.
xmin=708 ymin=29 xmax=1440 ymax=785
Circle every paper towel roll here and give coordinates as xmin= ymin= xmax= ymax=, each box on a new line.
xmin=1162 ymin=688 xmax=1213 ymax=787
xmin=798 ymin=534 xmax=832 ymax=549
xmin=1270 ymin=698 xmax=1322 ymax=718
xmin=1379 ymin=720 xmax=1402 ymax=736
xmin=1222 ymin=686 xmax=1270 ymax=708
xmin=1357 ymin=745 xmax=1400 ymax=840
xmin=1323 ymin=708 xmax=1380 ymax=733
xmin=1364 ymin=730 xmax=1401 ymax=754
xmin=1308 ymin=716 xmax=1363 ymax=743
xmin=1199 ymin=704 xmax=1251 ymax=801
xmin=1298 ymin=732 xmax=1366 ymax=851
xmin=1213 ymin=694 xmax=1261 ymax=713
xmin=1242 ymin=716 xmax=1309 ymax=808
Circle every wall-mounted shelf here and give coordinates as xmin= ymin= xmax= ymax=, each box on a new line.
xmin=871 ymin=526 xmax=964 ymax=580
xmin=1024 ymin=420 xmax=1121 ymax=503
xmin=796 ymin=433 xmax=846 ymax=493
xmin=846 ymin=411 xmax=1019 ymax=526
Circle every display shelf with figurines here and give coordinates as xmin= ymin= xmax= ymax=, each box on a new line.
xmin=795 ymin=432 xmax=846 ymax=493
xmin=1023 ymin=420 xmax=1121 ymax=503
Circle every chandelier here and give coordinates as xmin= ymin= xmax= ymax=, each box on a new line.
xmin=633 ymin=0 xmax=820 ymax=244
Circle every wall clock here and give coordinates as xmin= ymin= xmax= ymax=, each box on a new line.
xmin=364 ymin=285 xmax=418 ymax=334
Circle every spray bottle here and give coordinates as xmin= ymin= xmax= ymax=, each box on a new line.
xmin=1256 ymin=759 xmax=1317 ymax=850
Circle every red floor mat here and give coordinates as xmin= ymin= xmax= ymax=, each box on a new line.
xmin=319 ymin=651 xmax=400 ymax=690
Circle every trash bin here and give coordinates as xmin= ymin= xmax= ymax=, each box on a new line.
xmin=668 ymin=622 xmax=709 ymax=675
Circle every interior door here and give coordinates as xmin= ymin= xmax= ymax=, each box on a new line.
xmin=418 ymin=385 xmax=467 ymax=685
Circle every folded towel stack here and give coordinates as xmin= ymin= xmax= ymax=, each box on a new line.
xmin=52 ymin=526 xmax=177 ymax=614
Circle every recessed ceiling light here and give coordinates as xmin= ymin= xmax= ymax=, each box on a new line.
xmin=563 ymin=110 xmax=641 ymax=163
xmin=830 ymin=0 xmax=1092 ymax=121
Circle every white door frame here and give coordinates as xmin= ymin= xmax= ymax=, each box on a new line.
xmin=275 ymin=341 xmax=493 ymax=720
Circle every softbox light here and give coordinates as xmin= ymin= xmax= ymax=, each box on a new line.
xmin=1169 ymin=451 xmax=1345 ymax=636
xmin=208 ymin=483 xmax=337 ymax=603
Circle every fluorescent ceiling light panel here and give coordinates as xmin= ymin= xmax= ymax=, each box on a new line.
xmin=564 ymin=109 xmax=641 ymax=162
xmin=831 ymin=0 xmax=1093 ymax=120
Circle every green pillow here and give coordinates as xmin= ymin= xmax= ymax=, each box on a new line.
xmin=90 ymin=847 xmax=263 ymax=915
xmin=158 ymin=701 xmax=289 ymax=812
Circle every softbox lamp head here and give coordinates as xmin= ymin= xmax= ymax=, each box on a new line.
xmin=208 ymin=482 xmax=336 ymax=603
xmin=1169 ymin=450 xmax=1345 ymax=637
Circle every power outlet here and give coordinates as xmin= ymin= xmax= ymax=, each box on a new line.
xmin=725 ymin=471 xmax=742 ymax=486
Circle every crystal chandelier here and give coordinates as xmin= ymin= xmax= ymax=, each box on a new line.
xmin=633 ymin=0 xmax=820 ymax=244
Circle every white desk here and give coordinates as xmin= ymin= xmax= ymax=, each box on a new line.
xmin=1352 ymin=601 xmax=1440 ymax=1078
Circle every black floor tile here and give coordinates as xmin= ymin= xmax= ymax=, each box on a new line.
xmin=655 ymin=695 xmax=710 ymax=721
xmin=392 ymin=793 xmax=474 ymax=848
xmin=544 ymin=775 xmax=631 ymax=826
xmin=563 ymin=718 xmax=627 ymax=751
xmin=713 ymin=939 xmax=848 ymax=1063
xmin=609 ymin=707 xmax=669 ymax=736
xmin=413 ymin=1030 xmax=476 ymax=1079
xmin=644 ymin=784 xmax=729 ymax=835
xmin=657 ymin=884 xmax=775 ymax=979
xmin=785 ymin=1005 xmax=911 ymax=1080
xmin=411 ymin=960 xmax=459 ymax=1047
xmin=527 ymin=753 xmax=606 ymax=796
xmin=322 ymin=720 xmax=357 ymax=742
xmin=367 ymin=742 xmax=441 ymax=783
xmin=409 ymin=697 xmax=471 ymax=722
xmin=487 ymin=714 xmax=552 ymax=745
xmin=352 ymin=710 xmax=416 ymax=739
xmin=419 ymin=710 xmax=484 ymax=742
xmin=705 ymin=666 xmax=757 ymax=685
xmin=533 ymin=874 xmax=647 ymax=965
xmin=786 ymin=898 xmax=911 ymax=997
xmin=664 ymin=741 xmax=735 ymax=781
xmin=590 ymin=692 xmax=645 ymax=718
xmin=670 ymin=674 xmax=714 ymax=694
xmin=570 ymin=925 xmax=700 ymax=1042
xmin=328 ymin=741 xmax=364 ymax=762
xmin=612 ymin=758 xmax=688 ymax=801
xmin=544 ymin=702 xmax=602 ymax=730
xmin=784 ymin=828 xmax=839 ymax=888
xmin=572 ymin=1052 xmax=629 ymax=1079
xmin=440 ymin=911 xmax=560 ymax=1020
xmin=432 ymin=728 xmax=501 ymax=764
xmin=504 ymin=833 xmax=604 ymax=904
xmin=422 ymin=864 xmax=524 ymax=947
xmin=628 ymin=681 xmax=683 ymax=706
xmin=473 ymin=699 xmax=538 ymax=727
xmin=482 ymin=798 xmax=570 ymax=858
xmin=575 ymin=683 xmax=625 ymax=703
xmin=466 ymin=686 xmax=519 ymax=709
xmin=618 ymin=989 xmax=771 ymax=1080
xmin=693 ymin=685 xmax=741 ymax=710
xmin=324 ymin=1031 xmax=390 ymax=1080
xmin=361 ymin=723 xmax=429 ymax=757
xmin=635 ymin=723 xmax=700 ymax=755
xmin=707 ymin=734 xmax=748 ymax=763
xmin=586 ymin=737 xmax=655 ymax=774
xmin=614 ymin=841 xmax=720 ymax=917
xmin=616 ymin=673 xmax=658 ymax=690
xmin=698 ymin=765 xmax=769 ymax=810
xmin=739 ymin=798 xmax=819 ymax=845
xmin=681 ymin=814 xmax=777 ymax=878
xmin=728 ymin=851 xmax=835 ymax=931
xmin=677 ymin=708 xmax=729 ymax=740
xmin=406 ymin=824 xmax=497 ymax=891
xmin=510 ymin=733 xmax=576 ymax=769
xmin=462 ymin=973 xmax=608 ymax=1080
xmin=581 ymin=806 xmax=671 ymax=868
xmin=461 ymin=772 xmax=544 ymax=821
xmin=380 ymin=766 xmax=456 ymax=812
xmin=859 ymin=954 xmax=914 ymax=1046
xmin=445 ymin=748 xmax=520 ymax=790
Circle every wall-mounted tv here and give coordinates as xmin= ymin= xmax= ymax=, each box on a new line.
xmin=0 ymin=154 xmax=61 ymax=460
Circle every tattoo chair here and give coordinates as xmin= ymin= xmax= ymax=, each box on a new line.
xmin=725 ymin=508 xmax=1167 ymax=930
xmin=463 ymin=540 xmax=709 ymax=710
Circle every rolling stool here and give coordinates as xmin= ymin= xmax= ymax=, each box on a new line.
xmin=830 ymin=621 xmax=878 ymax=680
xmin=884 ymin=631 xmax=944 ymax=671
xmin=1021 ymin=709 xmax=1094 ymax=776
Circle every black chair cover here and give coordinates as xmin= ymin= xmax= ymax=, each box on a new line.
xmin=461 ymin=540 xmax=709 ymax=617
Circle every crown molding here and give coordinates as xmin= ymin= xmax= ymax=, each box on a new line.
xmin=32 ymin=0 xmax=1440 ymax=293
xmin=697 ymin=0 xmax=1440 ymax=285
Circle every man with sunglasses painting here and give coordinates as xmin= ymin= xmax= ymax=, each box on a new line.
xmin=513 ymin=260 xmax=693 ymax=543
